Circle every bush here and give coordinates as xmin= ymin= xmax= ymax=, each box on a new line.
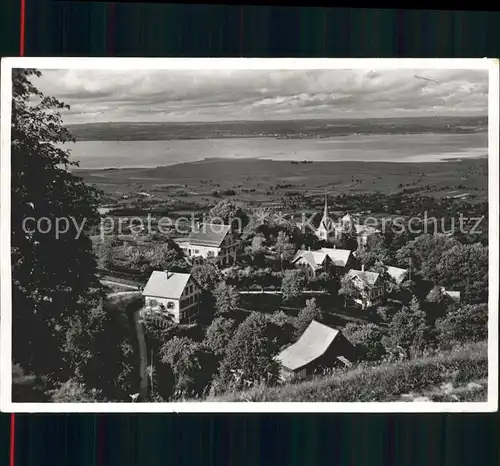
xmin=436 ymin=304 xmax=488 ymax=347
xmin=342 ymin=323 xmax=386 ymax=361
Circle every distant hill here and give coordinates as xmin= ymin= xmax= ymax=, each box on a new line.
xmin=208 ymin=341 xmax=487 ymax=402
xmin=66 ymin=116 xmax=488 ymax=141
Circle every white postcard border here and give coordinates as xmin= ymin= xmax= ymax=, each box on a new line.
xmin=1 ymin=57 xmax=498 ymax=413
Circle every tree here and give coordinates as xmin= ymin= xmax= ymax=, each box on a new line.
xmin=294 ymin=298 xmax=323 ymax=338
xmin=435 ymin=304 xmax=488 ymax=347
xmin=383 ymin=297 xmax=429 ymax=358
xmin=208 ymin=199 xmax=248 ymax=230
xmin=205 ymin=317 xmax=238 ymax=356
xmin=213 ymin=281 xmax=240 ymax=316
xmin=342 ymin=322 xmax=386 ymax=361
xmin=281 ymin=270 xmax=307 ymax=301
xmin=143 ymin=241 xmax=187 ymax=273
xmin=275 ymin=231 xmax=296 ymax=263
xmin=339 ymin=223 xmax=358 ymax=251
xmin=245 ymin=234 xmax=267 ymax=264
xmin=338 ymin=274 xmax=359 ymax=306
xmin=160 ymin=337 xmax=217 ymax=397
xmin=11 ymin=69 xmax=103 ymax=389
xmin=216 ymin=313 xmax=281 ymax=392
xmin=95 ymin=238 xmax=113 ymax=270
xmin=434 ymin=243 xmax=488 ymax=304
xmin=395 ymin=233 xmax=460 ymax=283
xmin=356 ymin=234 xmax=389 ymax=268
xmin=191 ymin=261 xmax=222 ymax=291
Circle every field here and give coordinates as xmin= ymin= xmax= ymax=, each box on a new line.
xmin=76 ymin=157 xmax=488 ymax=214
xmin=209 ymin=342 xmax=488 ymax=402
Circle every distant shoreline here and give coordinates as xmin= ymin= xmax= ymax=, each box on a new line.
xmin=73 ymin=154 xmax=488 ymax=173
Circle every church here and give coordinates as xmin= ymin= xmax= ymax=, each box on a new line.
xmin=315 ymin=192 xmax=379 ymax=247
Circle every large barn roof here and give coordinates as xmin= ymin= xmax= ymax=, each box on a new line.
xmin=276 ymin=320 xmax=341 ymax=372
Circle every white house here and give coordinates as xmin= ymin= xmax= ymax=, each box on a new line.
xmin=180 ymin=223 xmax=238 ymax=266
xmin=142 ymin=271 xmax=201 ymax=324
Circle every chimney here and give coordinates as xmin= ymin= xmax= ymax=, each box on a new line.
xmin=308 ymin=246 xmax=311 ymax=251
xmin=165 ymin=270 xmax=171 ymax=279
xmin=333 ymin=245 xmax=336 ymax=249
xmin=361 ymin=264 xmax=365 ymax=272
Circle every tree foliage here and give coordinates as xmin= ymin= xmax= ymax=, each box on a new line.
xmin=383 ymin=297 xmax=429 ymax=358
xmin=205 ymin=317 xmax=238 ymax=356
xmin=11 ymin=69 xmax=104 ymax=388
xmin=294 ymin=298 xmax=322 ymax=338
xmin=435 ymin=304 xmax=488 ymax=347
xmin=208 ymin=200 xmax=248 ymax=230
xmin=342 ymin=322 xmax=386 ymax=361
xmin=216 ymin=313 xmax=281 ymax=392
xmin=281 ymin=269 xmax=307 ymax=301
xmin=213 ymin=281 xmax=240 ymax=316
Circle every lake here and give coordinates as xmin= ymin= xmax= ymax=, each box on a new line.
xmin=67 ymin=133 xmax=488 ymax=169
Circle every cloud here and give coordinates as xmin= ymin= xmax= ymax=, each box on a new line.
xmin=33 ymin=68 xmax=488 ymax=123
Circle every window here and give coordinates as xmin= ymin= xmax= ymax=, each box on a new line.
xmin=166 ymin=301 xmax=174 ymax=309
xmin=194 ymin=249 xmax=199 ymax=254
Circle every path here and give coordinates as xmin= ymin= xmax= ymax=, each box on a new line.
xmin=101 ymin=280 xmax=141 ymax=290
xmin=105 ymin=290 xmax=148 ymax=401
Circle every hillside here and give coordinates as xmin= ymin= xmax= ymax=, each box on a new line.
xmin=208 ymin=342 xmax=488 ymax=402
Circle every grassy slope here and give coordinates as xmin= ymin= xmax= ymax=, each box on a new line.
xmin=209 ymin=342 xmax=488 ymax=402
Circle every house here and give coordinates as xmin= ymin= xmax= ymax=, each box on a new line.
xmin=343 ymin=266 xmax=384 ymax=309
xmin=292 ymin=247 xmax=353 ymax=278
xmin=142 ymin=271 xmax=201 ymax=324
xmin=386 ymin=266 xmax=409 ymax=285
xmin=276 ymin=320 xmax=356 ymax=381
xmin=180 ymin=223 xmax=238 ymax=266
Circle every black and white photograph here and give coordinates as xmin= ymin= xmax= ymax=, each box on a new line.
xmin=1 ymin=58 xmax=498 ymax=412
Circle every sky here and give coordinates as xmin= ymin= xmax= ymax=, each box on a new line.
xmin=34 ymin=68 xmax=489 ymax=124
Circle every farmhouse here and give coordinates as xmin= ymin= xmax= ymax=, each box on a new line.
xmin=343 ymin=267 xmax=384 ymax=309
xmin=292 ymin=247 xmax=353 ymax=278
xmin=142 ymin=271 xmax=201 ymax=324
xmin=276 ymin=320 xmax=355 ymax=381
xmin=181 ymin=223 xmax=238 ymax=266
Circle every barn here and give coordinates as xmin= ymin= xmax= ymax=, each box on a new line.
xmin=276 ymin=320 xmax=356 ymax=381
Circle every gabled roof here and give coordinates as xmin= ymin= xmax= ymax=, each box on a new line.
xmin=443 ymin=289 xmax=461 ymax=302
xmin=142 ymin=271 xmax=193 ymax=299
xmin=293 ymin=248 xmax=352 ymax=269
xmin=187 ymin=223 xmax=232 ymax=247
xmin=292 ymin=251 xmax=324 ymax=270
xmin=386 ymin=266 xmax=408 ymax=284
xmin=276 ymin=320 xmax=342 ymax=371
xmin=321 ymin=248 xmax=352 ymax=267
xmin=345 ymin=269 xmax=381 ymax=289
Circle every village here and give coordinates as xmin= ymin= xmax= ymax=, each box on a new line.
xmin=95 ymin=191 xmax=473 ymax=393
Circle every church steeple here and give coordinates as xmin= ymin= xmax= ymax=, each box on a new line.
xmin=322 ymin=189 xmax=328 ymax=222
